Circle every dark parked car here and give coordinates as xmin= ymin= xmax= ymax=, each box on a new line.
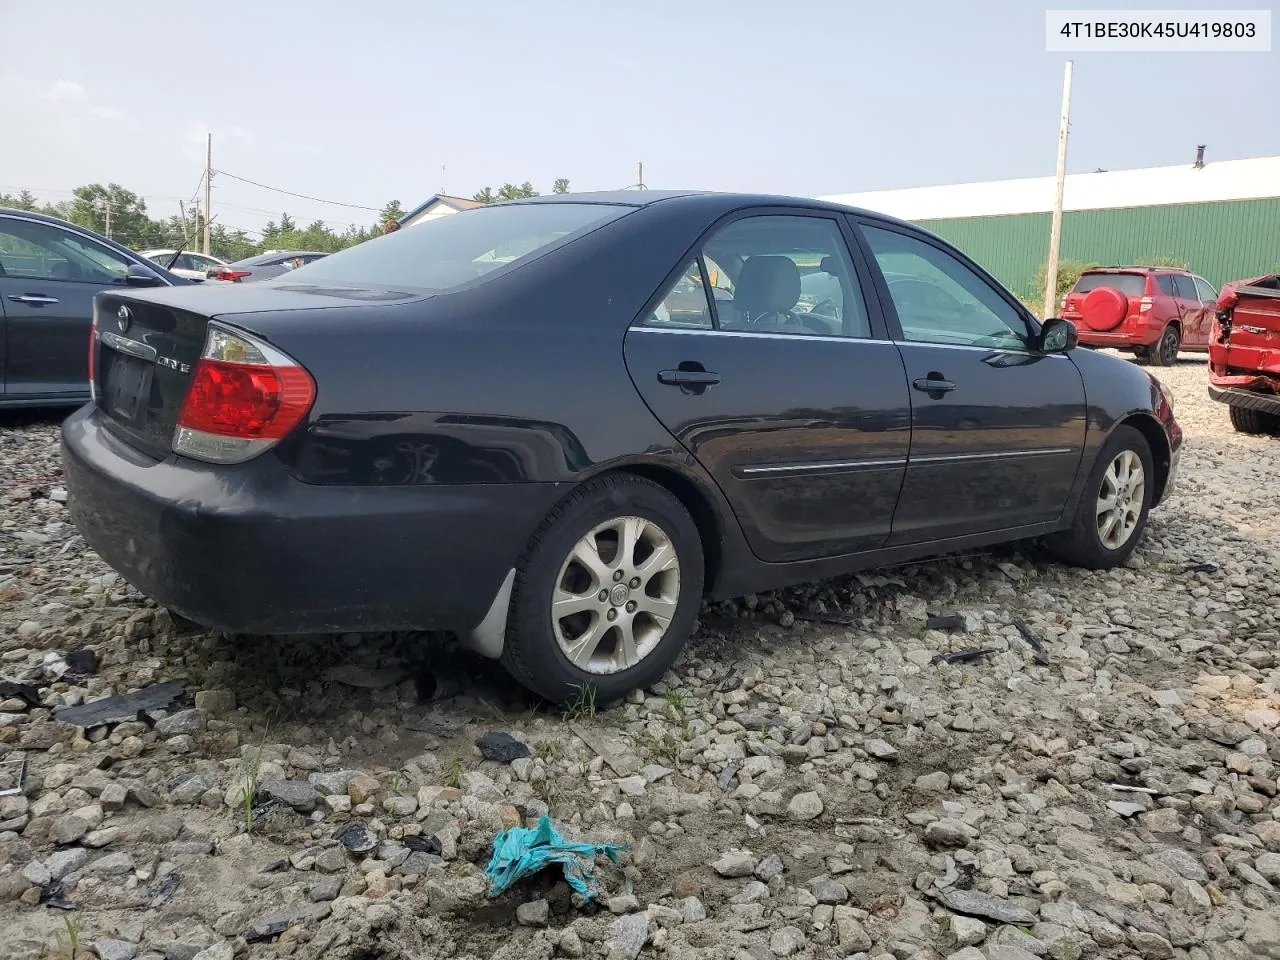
xmin=0 ymin=208 xmax=183 ymax=407
xmin=208 ymin=251 xmax=328 ymax=282
xmin=61 ymin=192 xmax=1182 ymax=703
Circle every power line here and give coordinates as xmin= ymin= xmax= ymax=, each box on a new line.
xmin=213 ymin=170 xmax=381 ymax=212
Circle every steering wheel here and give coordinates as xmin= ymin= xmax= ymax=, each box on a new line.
xmin=747 ymin=311 xmax=832 ymax=335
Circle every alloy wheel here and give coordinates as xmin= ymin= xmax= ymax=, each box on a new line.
xmin=550 ymin=516 xmax=681 ymax=675
xmin=1096 ymin=450 xmax=1145 ymax=550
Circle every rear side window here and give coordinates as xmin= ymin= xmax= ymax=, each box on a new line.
xmin=1194 ymin=277 xmax=1217 ymax=302
xmin=282 ymin=203 xmax=629 ymax=291
xmin=1172 ymin=275 xmax=1198 ymax=300
xmin=1073 ymin=273 xmax=1147 ymax=297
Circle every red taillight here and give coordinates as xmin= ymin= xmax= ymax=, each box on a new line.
xmin=178 ymin=361 xmax=314 ymax=438
xmin=172 ymin=325 xmax=314 ymax=464
xmin=209 ymin=269 xmax=251 ymax=281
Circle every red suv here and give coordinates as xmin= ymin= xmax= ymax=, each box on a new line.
xmin=1208 ymin=273 xmax=1280 ymax=435
xmin=1061 ymin=266 xmax=1217 ymax=366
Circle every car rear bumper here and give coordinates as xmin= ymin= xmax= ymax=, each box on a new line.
xmin=60 ymin=405 xmax=560 ymax=635
xmin=1072 ymin=323 xmax=1162 ymax=348
xmin=1208 ymin=385 xmax=1280 ymax=418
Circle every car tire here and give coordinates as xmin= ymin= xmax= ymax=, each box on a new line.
xmin=1132 ymin=346 xmax=1150 ymax=364
xmin=501 ymin=474 xmax=704 ymax=705
xmin=1148 ymin=326 xmax=1180 ymax=367
xmin=1045 ymin=425 xmax=1155 ymax=570
xmin=1228 ymin=404 xmax=1280 ymax=435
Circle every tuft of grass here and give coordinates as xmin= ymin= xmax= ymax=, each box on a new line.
xmin=562 ymin=684 xmax=597 ymax=722
xmin=663 ymin=687 xmax=686 ymax=711
xmin=534 ymin=739 xmax=560 ymax=763
xmin=53 ymin=915 xmax=80 ymax=960
xmin=237 ymin=724 xmax=269 ymax=835
xmin=534 ymin=773 xmax=560 ymax=813
xmin=655 ymin=733 xmax=682 ymax=764
xmin=390 ymin=772 xmax=404 ymax=796
xmin=441 ymin=757 xmax=463 ymax=789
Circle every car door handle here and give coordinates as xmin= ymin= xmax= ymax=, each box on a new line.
xmin=658 ymin=369 xmax=721 ymax=388
xmin=8 ymin=294 xmax=59 ymax=305
xmin=912 ymin=376 xmax=956 ymax=394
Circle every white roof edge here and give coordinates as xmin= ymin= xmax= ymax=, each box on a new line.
xmin=819 ymin=154 xmax=1280 ymax=221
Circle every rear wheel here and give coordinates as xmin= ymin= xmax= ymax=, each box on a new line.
xmin=1148 ymin=326 xmax=1180 ymax=367
xmin=501 ymin=474 xmax=704 ymax=705
xmin=1045 ymin=425 xmax=1154 ymax=570
xmin=1228 ymin=404 xmax=1280 ymax=435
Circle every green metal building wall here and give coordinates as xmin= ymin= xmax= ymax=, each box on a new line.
xmin=914 ymin=197 xmax=1280 ymax=298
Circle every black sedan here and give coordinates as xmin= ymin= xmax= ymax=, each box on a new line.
xmin=60 ymin=191 xmax=1182 ymax=703
xmin=0 ymin=208 xmax=183 ymax=407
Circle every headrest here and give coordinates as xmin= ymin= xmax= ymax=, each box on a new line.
xmin=735 ymin=255 xmax=801 ymax=316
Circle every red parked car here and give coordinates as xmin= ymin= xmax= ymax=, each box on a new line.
xmin=1061 ymin=266 xmax=1217 ymax=366
xmin=1208 ymin=273 xmax=1280 ymax=435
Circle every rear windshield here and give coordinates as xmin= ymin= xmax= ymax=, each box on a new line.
xmin=278 ymin=202 xmax=630 ymax=292
xmin=1072 ymin=272 xmax=1146 ymax=297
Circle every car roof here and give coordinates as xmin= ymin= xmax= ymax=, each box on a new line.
xmin=1083 ymin=265 xmax=1190 ymax=274
xmin=0 ymin=207 xmax=181 ymax=278
xmin=485 ymin=190 xmax=918 ymax=228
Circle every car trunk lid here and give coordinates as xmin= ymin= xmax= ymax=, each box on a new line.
xmin=92 ymin=283 xmax=425 ymax=458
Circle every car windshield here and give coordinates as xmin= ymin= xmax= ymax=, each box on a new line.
xmin=1073 ymin=273 xmax=1147 ymax=297
xmin=279 ymin=202 xmax=631 ymax=292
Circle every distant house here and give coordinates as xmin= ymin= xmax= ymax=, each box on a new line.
xmin=399 ymin=194 xmax=483 ymax=228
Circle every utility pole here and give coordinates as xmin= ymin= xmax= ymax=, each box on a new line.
xmin=202 ymin=133 xmax=212 ymax=256
xmin=102 ymin=200 xmax=111 ymax=240
xmin=637 ymin=161 xmax=645 ymax=190
xmin=1042 ymin=60 xmax=1073 ymax=320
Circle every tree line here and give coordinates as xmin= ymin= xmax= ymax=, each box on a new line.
xmin=1 ymin=176 xmax=570 ymax=263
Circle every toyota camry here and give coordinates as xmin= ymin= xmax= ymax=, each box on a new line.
xmin=61 ymin=191 xmax=1182 ymax=703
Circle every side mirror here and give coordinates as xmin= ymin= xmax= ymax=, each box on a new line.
xmin=124 ymin=263 xmax=164 ymax=287
xmin=1038 ymin=317 xmax=1078 ymax=353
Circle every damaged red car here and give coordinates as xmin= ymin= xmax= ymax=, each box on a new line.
xmin=1208 ymin=274 xmax=1280 ymax=435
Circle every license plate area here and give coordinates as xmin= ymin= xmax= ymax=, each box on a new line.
xmin=102 ymin=350 xmax=154 ymax=424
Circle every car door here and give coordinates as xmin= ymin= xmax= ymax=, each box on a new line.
xmin=623 ymin=211 xmax=912 ymax=563
xmin=0 ymin=215 xmax=135 ymax=400
xmin=851 ymin=219 xmax=1088 ymax=545
xmin=1182 ymin=276 xmax=1218 ymax=349
xmin=1172 ymin=273 xmax=1203 ymax=350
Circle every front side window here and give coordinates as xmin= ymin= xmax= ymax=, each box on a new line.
xmin=700 ymin=215 xmax=870 ymax=338
xmin=861 ymin=225 xmax=1030 ymax=349
xmin=0 ymin=217 xmax=131 ymax=283
xmin=282 ymin=202 xmax=629 ymax=291
xmin=1194 ymin=277 xmax=1217 ymax=303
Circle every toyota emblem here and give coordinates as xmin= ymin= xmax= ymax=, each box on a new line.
xmin=117 ymin=305 xmax=131 ymax=332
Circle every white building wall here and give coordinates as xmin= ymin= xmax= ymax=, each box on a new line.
xmin=819 ymin=154 xmax=1280 ymax=221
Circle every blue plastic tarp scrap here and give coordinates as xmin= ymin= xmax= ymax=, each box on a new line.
xmin=484 ymin=815 xmax=626 ymax=902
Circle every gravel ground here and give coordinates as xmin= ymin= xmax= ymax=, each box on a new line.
xmin=1 ymin=357 xmax=1279 ymax=960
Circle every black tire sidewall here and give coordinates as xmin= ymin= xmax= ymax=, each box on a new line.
xmin=1154 ymin=327 xmax=1179 ymax=366
xmin=1075 ymin=426 xmax=1156 ymax=566
xmin=504 ymin=477 xmax=704 ymax=704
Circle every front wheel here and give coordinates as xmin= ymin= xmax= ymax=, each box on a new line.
xmin=1148 ymin=326 xmax=1180 ymax=367
xmin=1045 ymin=425 xmax=1155 ymax=570
xmin=1229 ymin=404 xmax=1280 ymax=435
xmin=501 ymin=474 xmax=704 ymax=705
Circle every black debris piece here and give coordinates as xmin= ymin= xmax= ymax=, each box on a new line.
xmin=54 ymin=682 xmax=185 ymax=729
xmin=40 ymin=880 xmax=77 ymax=911
xmin=1185 ymin=562 xmax=1219 ymax=574
xmin=404 ymin=834 xmax=442 ymax=856
xmin=926 ymin=614 xmax=967 ymax=632
xmin=404 ymin=712 xmax=466 ymax=736
xmin=261 ymin=859 xmax=289 ymax=873
xmin=1012 ymin=618 xmax=1051 ymax=666
xmin=335 ymin=824 xmax=378 ymax=854
xmin=64 ymin=649 xmax=99 ymax=677
xmin=793 ymin=614 xmax=855 ymax=626
xmin=718 ymin=759 xmax=743 ymax=791
xmin=0 ymin=681 xmax=42 ymax=708
xmin=148 ymin=873 xmax=180 ymax=909
xmin=954 ymin=862 xmax=977 ymax=891
xmin=475 ymin=732 xmax=532 ymax=763
xmin=930 ymin=648 xmax=996 ymax=666
xmin=245 ymin=920 xmax=291 ymax=944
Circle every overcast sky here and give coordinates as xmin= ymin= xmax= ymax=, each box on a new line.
xmin=1 ymin=0 xmax=1276 ymax=238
